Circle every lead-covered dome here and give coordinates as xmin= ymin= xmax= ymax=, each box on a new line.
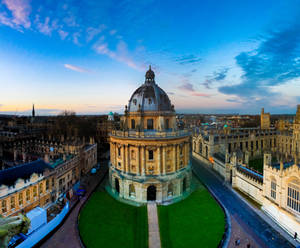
xmin=128 ymin=67 xmax=173 ymax=112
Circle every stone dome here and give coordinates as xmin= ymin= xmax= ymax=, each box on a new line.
xmin=128 ymin=67 xmax=173 ymax=112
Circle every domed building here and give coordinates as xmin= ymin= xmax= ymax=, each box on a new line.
xmin=109 ymin=66 xmax=191 ymax=204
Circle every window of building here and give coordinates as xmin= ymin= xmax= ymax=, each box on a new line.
xmin=287 ymin=180 xmax=300 ymax=213
xmin=148 ymin=150 xmax=154 ymax=160
xmin=118 ymin=162 xmax=121 ymax=167
xmin=10 ymin=196 xmax=15 ymax=209
xmin=52 ymin=178 xmax=55 ymax=187
xmin=118 ymin=147 xmax=121 ymax=157
xmin=131 ymin=119 xmax=135 ymax=129
xmin=131 ymin=150 xmax=135 ymax=160
xmin=1 ymin=200 xmax=7 ymax=213
xmin=33 ymin=186 xmax=37 ymax=198
xmin=26 ymin=189 xmax=30 ymax=202
xmin=39 ymin=183 xmax=44 ymax=195
xmin=19 ymin=192 xmax=23 ymax=206
xmin=165 ymin=119 xmax=169 ymax=129
xmin=261 ymin=140 xmax=263 ymax=148
xmin=148 ymin=98 xmax=152 ymax=104
xmin=133 ymin=99 xmax=137 ymax=105
xmin=147 ymin=119 xmax=154 ymax=130
xmin=271 ymin=180 xmax=276 ymax=199
xmin=46 ymin=179 xmax=49 ymax=191
xmin=180 ymin=146 xmax=183 ymax=156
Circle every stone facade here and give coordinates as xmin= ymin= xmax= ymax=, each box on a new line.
xmin=109 ymin=67 xmax=192 ymax=204
xmin=192 ymin=105 xmax=300 ymax=241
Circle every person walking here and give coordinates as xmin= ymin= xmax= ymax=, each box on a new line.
xmin=294 ymin=232 xmax=297 ymax=240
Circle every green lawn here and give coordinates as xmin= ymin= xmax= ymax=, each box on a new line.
xmin=78 ymin=191 xmax=148 ymax=248
xmin=158 ymin=188 xmax=225 ymax=248
xmin=249 ymin=158 xmax=264 ymax=173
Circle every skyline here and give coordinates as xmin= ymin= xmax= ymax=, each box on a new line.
xmin=1 ymin=0 xmax=300 ymax=115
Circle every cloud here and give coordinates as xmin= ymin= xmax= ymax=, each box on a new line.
xmin=167 ymin=92 xmax=175 ymax=95
xmin=93 ymin=39 xmax=141 ymax=70
xmin=35 ymin=16 xmax=59 ymax=35
xmin=1 ymin=0 xmax=31 ymax=29
xmin=58 ymin=30 xmax=68 ymax=40
xmin=64 ymin=64 xmax=90 ymax=73
xmin=175 ymin=54 xmax=202 ymax=65
xmin=203 ymin=68 xmax=229 ymax=89
xmin=178 ymin=82 xmax=210 ymax=97
xmin=109 ymin=29 xmax=117 ymax=35
xmin=86 ymin=25 xmax=106 ymax=42
xmin=219 ymin=23 xmax=300 ymax=101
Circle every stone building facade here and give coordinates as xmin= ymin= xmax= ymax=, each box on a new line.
xmin=0 ymin=160 xmax=55 ymax=217
xmin=109 ymin=67 xmax=191 ymax=204
xmin=192 ymin=105 xmax=300 ymax=241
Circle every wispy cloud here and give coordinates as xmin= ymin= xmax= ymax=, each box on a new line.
xmin=86 ymin=25 xmax=106 ymax=42
xmin=175 ymin=54 xmax=202 ymax=65
xmin=204 ymin=67 xmax=229 ymax=89
xmin=93 ymin=39 xmax=141 ymax=70
xmin=219 ymin=23 xmax=300 ymax=102
xmin=178 ymin=82 xmax=210 ymax=97
xmin=1 ymin=0 xmax=31 ymax=29
xmin=64 ymin=64 xmax=91 ymax=73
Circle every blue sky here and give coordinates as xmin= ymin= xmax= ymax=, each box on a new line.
xmin=0 ymin=0 xmax=300 ymax=115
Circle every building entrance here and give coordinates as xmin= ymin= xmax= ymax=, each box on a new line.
xmin=147 ymin=185 xmax=156 ymax=201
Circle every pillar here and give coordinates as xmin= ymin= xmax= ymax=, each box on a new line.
xmin=141 ymin=146 xmax=145 ymax=176
xmin=137 ymin=146 xmax=141 ymax=175
xmin=158 ymin=146 xmax=162 ymax=174
xmin=163 ymin=146 xmax=167 ymax=175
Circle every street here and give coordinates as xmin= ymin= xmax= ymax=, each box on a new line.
xmin=192 ymin=157 xmax=294 ymax=248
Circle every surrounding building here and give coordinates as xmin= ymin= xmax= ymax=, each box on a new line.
xmin=192 ymin=105 xmax=300 ymax=241
xmin=261 ymin=108 xmax=271 ymax=129
xmin=109 ymin=67 xmax=191 ymax=204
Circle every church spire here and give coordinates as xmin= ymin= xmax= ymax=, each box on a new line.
xmin=32 ymin=104 xmax=35 ymax=118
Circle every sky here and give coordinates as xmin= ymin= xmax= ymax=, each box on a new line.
xmin=0 ymin=0 xmax=300 ymax=115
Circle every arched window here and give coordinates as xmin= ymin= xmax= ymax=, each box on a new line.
xmin=118 ymin=147 xmax=121 ymax=157
xmin=1 ymin=200 xmax=7 ymax=214
xmin=129 ymin=184 xmax=136 ymax=198
xmin=26 ymin=189 xmax=30 ymax=202
xmin=271 ymin=179 xmax=276 ymax=200
xmin=147 ymin=119 xmax=154 ymax=130
xmin=148 ymin=150 xmax=154 ymax=160
xmin=165 ymin=119 xmax=169 ymax=129
xmin=205 ymin=146 xmax=208 ymax=158
xmin=131 ymin=119 xmax=135 ymax=129
xmin=287 ymin=179 xmax=300 ymax=213
xmin=193 ymin=142 xmax=196 ymax=152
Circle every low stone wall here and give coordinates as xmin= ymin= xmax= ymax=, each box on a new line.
xmin=234 ymin=169 xmax=263 ymax=205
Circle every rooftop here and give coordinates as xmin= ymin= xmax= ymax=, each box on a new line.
xmin=0 ymin=159 xmax=53 ymax=187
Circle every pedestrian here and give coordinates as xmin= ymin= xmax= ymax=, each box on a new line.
xmin=294 ymin=232 xmax=297 ymax=240
xmin=247 ymin=243 xmax=250 ymax=248
xmin=235 ymin=239 xmax=240 ymax=246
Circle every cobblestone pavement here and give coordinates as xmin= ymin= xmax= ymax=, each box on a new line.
xmin=147 ymin=203 xmax=161 ymax=248
xmin=192 ymin=157 xmax=294 ymax=248
xmin=40 ymin=162 xmax=108 ymax=248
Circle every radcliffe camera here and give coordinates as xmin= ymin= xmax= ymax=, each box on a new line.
xmin=0 ymin=1 xmax=299 ymax=248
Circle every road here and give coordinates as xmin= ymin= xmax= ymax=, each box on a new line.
xmin=192 ymin=157 xmax=294 ymax=248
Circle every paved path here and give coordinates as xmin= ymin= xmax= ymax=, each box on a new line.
xmin=147 ymin=202 xmax=161 ymax=248
xmin=40 ymin=162 xmax=108 ymax=248
xmin=192 ymin=157 xmax=295 ymax=248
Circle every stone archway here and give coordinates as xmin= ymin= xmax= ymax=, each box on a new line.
xmin=115 ymin=178 xmax=120 ymax=194
xmin=147 ymin=185 xmax=156 ymax=201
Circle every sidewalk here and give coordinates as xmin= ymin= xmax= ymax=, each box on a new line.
xmin=40 ymin=164 xmax=108 ymax=248
xmin=147 ymin=202 xmax=161 ymax=248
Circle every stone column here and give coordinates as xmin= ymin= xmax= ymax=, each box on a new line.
xmin=122 ymin=145 xmax=126 ymax=171
xmin=158 ymin=146 xmax=162 ymax=174
xmin=125 ymin=145 xmax=129 ymax=173
xmin=114 ymin=143 xmax=117 ymax=167
xmin=174 ymin=144 xmax=177 ymax=171
xmin=162 ymin=145 xmax=167 ymax=175
xmin=137 ymin=146 xmax=141 ymax=175
xmin=141 ymin=146 xmax=145 ymax=176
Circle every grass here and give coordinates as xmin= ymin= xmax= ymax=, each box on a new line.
xmin=158 ymin=186 xmax=225 ymax=248
xmin=78 ymin=191 xmax=148 ymax=248
xmin=249 ymin=157 xmax=264 ymax=173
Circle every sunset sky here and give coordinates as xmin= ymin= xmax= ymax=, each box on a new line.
xmin=0 ymin=0 xmax=300 ymax=115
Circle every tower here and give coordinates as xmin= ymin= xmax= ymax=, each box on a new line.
xmin=109 ymin=66 xmax=191 ymax=204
